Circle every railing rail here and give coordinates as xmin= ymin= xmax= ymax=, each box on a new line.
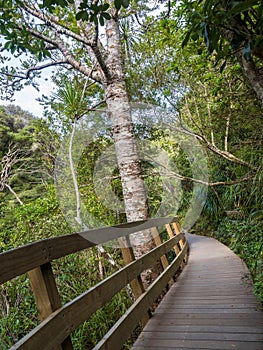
xmin=0 ymin=216 xmax=177 ymax=284
xmin=0 ymin=217 xmax=188 ymax=350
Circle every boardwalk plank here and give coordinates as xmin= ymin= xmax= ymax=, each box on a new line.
xmin=143 ymin=325 xmax=263 ymax=334
xmin=131 ymin=233 xmax=263 ymax=350
xmin=132 ymin=341 xmax=263 ymax=350
xmin=135 ymin=331 xmax=263 ymax=341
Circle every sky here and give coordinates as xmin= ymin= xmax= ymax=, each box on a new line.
xmin=0 ymin=2 xmax=165 ymax=118
xmin=0 ymin=39 xmax=54 ymax=118
xmin=1 ymin=73 xmax=53 ymax=118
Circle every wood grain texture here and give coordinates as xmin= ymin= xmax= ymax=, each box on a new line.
xmin=94 ymin=241 xmax=189 ymax=350
xmin=9 ymin=233 xmax=185 ymax=350
xmin=28 ymin=263 xmax=73 ymax=350
xmin=0 ymin=216 xmax=177 ymax=284
xmin=151 ymin=227 xmax=169 ymax=270
xmin=132 ymin=233 xmax=263 ymax=350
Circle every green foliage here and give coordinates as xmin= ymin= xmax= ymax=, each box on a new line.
xmin=75 ymin=3 xmax=111 ymax=26
xmin=53 ymin=249 xmax=132 ymax=348
xmin=179 ymin=0 xmax=263 ymax=62
xmin=114 ymin=0 xmax=130 ymax=10
xmin=40 ymin=71 xmax=104 ymax=132
xmin=40 ymin=0 xmax=130 ymax=25
xmin=0 ymin=105 xmax=49 ymax=205
xmin=214 ymin=218 xmax=263 ymax=302
xmin=0 ymin=0 xmax=262 ymax=344
xmin=0 ymin=105 xmax=33 ymax=156
xmin=0 ymin=186 xmax=69 ymax=251
xmin=126 ymin=17 xmax=263 ymax=308
xmin=0 ymin=276 xmax=38 ymax=349
xmin=0 ymin=185 xmax=133 ymax=348
xmin=0 ymin=101 xmax=134 ymax=347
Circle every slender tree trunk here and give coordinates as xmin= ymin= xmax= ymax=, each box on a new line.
xmin=105 ymin=17 xmax=149 ymax=223
xmin=222 ymin=28 xmax=263 ymax=104
xmin=236 ymin=52 xmax=263 ymax=104
xmin=104 ymin=16 xmax=160 ymax=288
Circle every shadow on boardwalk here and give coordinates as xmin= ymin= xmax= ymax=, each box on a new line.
xmin=132 ymin=233 xmax=263 ymax=350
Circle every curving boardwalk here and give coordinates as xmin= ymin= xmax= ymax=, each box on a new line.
xmin=132 ymin=233 xmax=263 ymax=350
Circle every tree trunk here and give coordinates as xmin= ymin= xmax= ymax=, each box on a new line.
xmin=221 ymin=28 xmax=263 ymax=105
xmin=104 ymin=16 xmax=160 ymax=287
xmin=236 ymin=52 xmax=263 ymax=105
xmin=105 ymin=17 xmax=149 ymax=224
xmin=105 ymin=18 xmax=149 ymax=223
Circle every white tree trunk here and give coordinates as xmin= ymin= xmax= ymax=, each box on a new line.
xmin=105 ymin=17 xmax=149 ymax=223
xmin=104 ymin=17 xmax=160 ymax=289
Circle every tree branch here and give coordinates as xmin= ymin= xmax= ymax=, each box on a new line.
xmin=1 ymin=60 xmax=69 ymax=81
xmin=23 ymin=2 xmax=94 ymax=47
xmin=54 ymin=35 xmax=103 ymax=83
xmin=171 ymin=123 xmax=253 ymax=168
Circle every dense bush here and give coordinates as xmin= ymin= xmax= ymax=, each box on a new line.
xmin=214 ymin=218 xmax=263 ymax=303
xmin=0 ymin=187 xmax=133 ymax=349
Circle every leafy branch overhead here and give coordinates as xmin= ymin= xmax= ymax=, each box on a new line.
xmin=181 ymin=0 xmax=263 ymax=61
xmin=178 ymin=0 xmax=263 ymax=103
xmin=42 ymin=0 xmax=130 ymax=24
xmin=0 ymin=0 xmax=132 ymax=100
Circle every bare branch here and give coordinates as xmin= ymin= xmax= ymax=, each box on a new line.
xmin=4 ymin=183 xmax=24 ymax=205
xmin=92 ymin=170 xmax=254 ymax=188
xmin=54 ymin=35 xmax=104 ymax=83
xmin=134 ymin=1 xmax=171 ymax=31
xmin=0 ymin=145 xmax=26 ymax=205
xmin=164 ymin=172 xmax=254 ymax=187
xmin=1 ymin=60 xmax=69 ymax=82
xmin=171 ymin=123 xmax=253 ymax=168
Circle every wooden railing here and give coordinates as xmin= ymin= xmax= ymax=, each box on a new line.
xmin=0 ymin=216 xmax=188 ymax=350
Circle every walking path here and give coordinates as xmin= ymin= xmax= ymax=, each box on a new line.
xmin=132 ymin=233 xmax=263 ymax=349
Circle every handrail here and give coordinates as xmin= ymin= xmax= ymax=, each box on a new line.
xmin=94 ymin=242 xmax=188 ymax=350
xmin=0 ymin=216 xmax=177 ymax=284
xmin=0 ymin=217 xmax=188 ymax=350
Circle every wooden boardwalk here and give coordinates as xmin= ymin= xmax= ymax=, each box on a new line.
xmin=132 ymin=233 xmax=263 ymax=350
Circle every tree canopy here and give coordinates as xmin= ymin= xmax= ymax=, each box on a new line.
xmin=0 ymin=1 xmax=262 ymax=347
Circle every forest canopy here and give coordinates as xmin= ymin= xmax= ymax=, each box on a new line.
xmin=0 ymin=0 xmax=262 ymax=348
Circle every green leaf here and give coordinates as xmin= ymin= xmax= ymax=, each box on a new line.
xmin=203 ymin=0 xmax=215 ymax=15
xmin=101 ymin=3 xmax=110 ymax=11
xmin=182 ymin=28 xmax=192 ymax=48
xmin=99 ymin=15 xmax=105 ymax=26
xmin=122 ymin=0 xmax=130 ymax=8
xmin=114 ymin=0 xmax=122 ymax=10
xmin=43 ymin=0 xmax=53 ymax=7
xmin=219 ymin=60 xmax=227 ymax=73
xmin=76 ymin=10 xmax=89 ymax=21
xmin=90 ymin=4 xmax=100 ymax=13
xmin=90 ymin=13 xmax=98 ymax=25
xmin=228 ymin=0 xmax=259 ymax=16
xmin=90 ymin=12 xmax=94 ymax=22
xmin=56 ymin=0 xmax=68 ymax=6
xmin=101 ymin=12 xmax=111 ymax=20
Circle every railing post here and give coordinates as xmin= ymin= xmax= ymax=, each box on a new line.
xmin=118 ymin=237 xmax=151 ymax=325
xmin=28 ymin=262 xmax=73 ymax=350
xmin=118 ymin=238 xmax=145 ymax=300
xmin=165 ymin=224 xmax=180 ymax=256
xmin=172 ymin=221 xmax=187 ymax=263
xmin=172 ymin=221 xmax=185 ymax=248
xmin=151 ymin=227 xmax=169 ymax=270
